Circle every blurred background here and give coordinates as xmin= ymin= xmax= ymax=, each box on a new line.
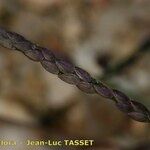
xmin=0 ymin=0 xmax=150 ymax=149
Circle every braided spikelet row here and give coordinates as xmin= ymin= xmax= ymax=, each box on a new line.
xmin=0 ymin=28 xmax=150 ymax=123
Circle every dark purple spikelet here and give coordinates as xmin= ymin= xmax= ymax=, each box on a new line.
xmin=7 ymin=31 xmax=34 ymax=52
xmin=113 ymin=89 xmax=133 ymax=113
xmin=127 ymin=101 xmax=150 ymax=122
xmin=113 ymin=89 xmax=130 ymax=102
xmin=116 ymin=102 xmax=133 ymax=113
xmin=128 ymin=112 xmax=150 ymax=122
xmin=0 ymin=28 xmax=16 ymax=49
xmin=41 ymin=47 xmax=55 ymax=61
xmin=94 ymin=82 xmax=114 ymax=99
xmin=7 ymin=31 xmax=26 ymax=42
xmin=56 ymin=60 xmax=75 ymax=73
xmin=76 ymin=81 xmax=95 ymax=94
xmin=24 ymin=49 xmax=44 ymax=61
xmin=130 ymin=100 xmax=150 ymax=113
xmin=58 ymin=73 xmax=80 ymax=85
xmin=41 ymin=60 xmax=59 ymax=74
xmin=15 ymin=41 xmax=33 ymax=52
xmin=75 ymin=67 xmax=92 ymax=82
